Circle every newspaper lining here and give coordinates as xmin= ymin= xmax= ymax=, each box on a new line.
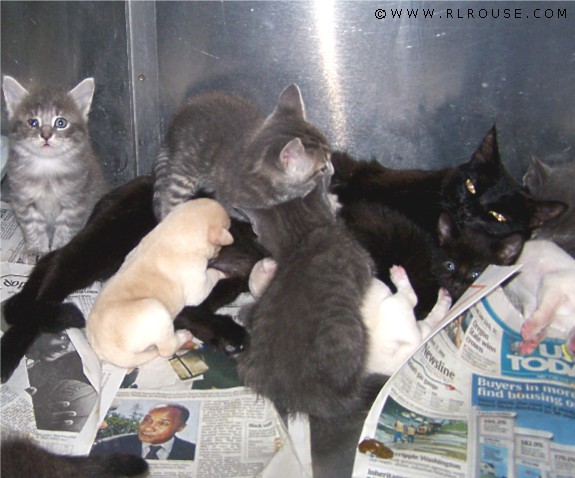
xmin=352 ymin=266 xmax=575 ymax=478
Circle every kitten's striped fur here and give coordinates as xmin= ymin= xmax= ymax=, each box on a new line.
xmin=152 ymin=84 xmax=332 ymax=221
xmin=3 ymin=76 xmax=108 ymax=263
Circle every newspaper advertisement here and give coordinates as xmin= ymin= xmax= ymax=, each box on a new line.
xmin=0 ymin=206 xmax=307 ymax=477
xmin=352 ymin=265 xmax=575 ymax=478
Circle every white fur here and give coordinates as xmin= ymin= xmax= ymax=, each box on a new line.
xmin=86 ymin=198 xmax=234 ymax=368
xmin=504 ymin=240 xmax=575 ymax=353
xmin=248 ymin=257 xmax=278 ymax=298
xmin=248 ymin=260 xmax=452 ymax=376
xmin=362 ymin=266 xmax=452 ymax=376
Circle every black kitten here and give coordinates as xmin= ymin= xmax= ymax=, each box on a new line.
xmin=340 ymin=201 xmax=522 ymax=319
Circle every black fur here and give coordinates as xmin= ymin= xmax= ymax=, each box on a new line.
xmin=1 ymin=438 xmax=148 ymax=478
xmin=331 ymin=125 xmax=566 ymax=239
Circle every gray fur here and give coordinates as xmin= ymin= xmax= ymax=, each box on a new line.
xmin=236 ymin=179 xmax=375 ymax=419
xmin=152 ymin=84 xmax=332 ymax=220
xmin=523 ymin=158 xmax=575 ymax=256
xmin=2 ymin=76 xmax=108 ymax=263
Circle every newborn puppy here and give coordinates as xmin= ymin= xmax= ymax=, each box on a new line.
xmin=87 ymin=199 xmax=234 ymax=368
xmin=504 ymin=240 xmax=575 ymax=354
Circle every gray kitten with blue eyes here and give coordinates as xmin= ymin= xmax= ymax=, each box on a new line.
xmin=3 ymin=76 xmax=108 ymax=264
xmin=152 ymin=84 xmax=332 ymax=221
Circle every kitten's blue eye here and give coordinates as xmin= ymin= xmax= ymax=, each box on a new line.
xmin=54 ymin=117 xmax=68 ymax=129
xmin=470 ymin=271 xmax=481 ymax=280
xmin=28 ymin=119 xmax=39 ymax=128
xmin=443 ymin=261 xmax=456 ymax=272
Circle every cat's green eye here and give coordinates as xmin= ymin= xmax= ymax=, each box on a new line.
xmin=54 ymin=117 xmax=68 ymax=129
xmin=28 ymin=118 xmax=39 ymax=128
xmin=470 ymin=271 xmax=481 ymax=280
xmin=489 ymin=211 xmax=507 ymax=222
xmin=443 ymin=261 xmax=456 ymax=272
xmin=465 ymin=178 xmax=476 ymax=195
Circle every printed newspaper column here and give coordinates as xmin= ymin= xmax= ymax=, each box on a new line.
xmin=514 ymin=427 xmax=553 ymax=477
xmin=473 ymin=411 xmax=516 ymax=478
xmin=549 ymin=442 xmax=575 ymax=478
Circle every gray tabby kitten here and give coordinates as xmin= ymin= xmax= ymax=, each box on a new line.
xmin=2 ymin=76 xmax=108 ymax=264
xmin=153 ymin=84 xmax=332 ymax=220
xmin=523 ymin=158 xmax=574 ymax=256
xmin=237 ymin=178 xmax=382 ymax=419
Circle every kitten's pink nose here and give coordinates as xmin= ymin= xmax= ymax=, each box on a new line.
xmin=40 ymin=125 xmax=53 ymax=141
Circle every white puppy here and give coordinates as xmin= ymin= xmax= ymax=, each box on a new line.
xmin=87 ymin=198 xmax=234 ymax=368
xmin=504 ymin=239 xmax=575 ymax=354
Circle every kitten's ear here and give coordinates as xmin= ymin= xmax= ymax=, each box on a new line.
xmin=529 ymin=200 xmax=567 ymax=229
xmin=495 ymin=233 xmax=524 ymax=265
xmin=2 ymin=76 xmax=29 ymax=118
xmin=437 ymin=213 xmax=456 ymax=245
xmin=281 ymin=138 xmax=312 ymax=178
xmin=68 ymin=78 xmax=95 ymax=119
xmin=471 ymin=124 xmax=500 ymax=166
xmin=276 ymin=84 xmax=306 ymax=119
xmin=209 ymin=226 xmax=234 ymax=247
xmin=523 ymin=157 xmax=549 ymax=192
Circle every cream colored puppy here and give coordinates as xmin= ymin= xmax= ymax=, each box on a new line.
xmin=87 ymin=198 xmax=234 ymax=368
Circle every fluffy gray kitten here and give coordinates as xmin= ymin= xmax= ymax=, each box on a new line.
xmin=152 ymin=84 xmax=332 ymax=220
xmin=523 ymin=158 xmax=574 ymax=256
xmin=3 ymin=76 xmax=108 ymax=264
xmin=236 ymin=178 xmax=381 ymax=419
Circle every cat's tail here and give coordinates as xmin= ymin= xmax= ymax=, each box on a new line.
xmin=1 ymin=301 xmax=85 ymax=383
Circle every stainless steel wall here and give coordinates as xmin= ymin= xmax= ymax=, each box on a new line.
xmin=2 ymin=1 xmax=574 ymax=185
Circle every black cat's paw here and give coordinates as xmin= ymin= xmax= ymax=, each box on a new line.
xmin=2 ymin=292 xmax=30 ymax=325
xmin=174 ymin=309 xmax=248 ymax=355
xmin=50 ymin=302 xmax=86 ymax=330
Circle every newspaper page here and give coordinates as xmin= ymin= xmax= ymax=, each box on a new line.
xmin=1 ymin=269 xmax=307 ymax=476
xmin=352 ymin=265 xmax=575 ymax=478
xmin=0 ymin=261 xmax=123 ymax=455
xmin=1 ymin=200 xmax=27 ymax=263
xmin=0 ymin=207 xmax=307 ymax=476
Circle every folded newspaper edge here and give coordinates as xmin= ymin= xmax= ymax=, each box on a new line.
xmin=352 ymin=264 xmax=575 ymax=478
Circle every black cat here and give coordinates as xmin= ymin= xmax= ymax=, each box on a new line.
xmin=331 ymin=125 xmax=566 ymax=239
xmin=330 ymin=126 xmax=565 ymax=319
